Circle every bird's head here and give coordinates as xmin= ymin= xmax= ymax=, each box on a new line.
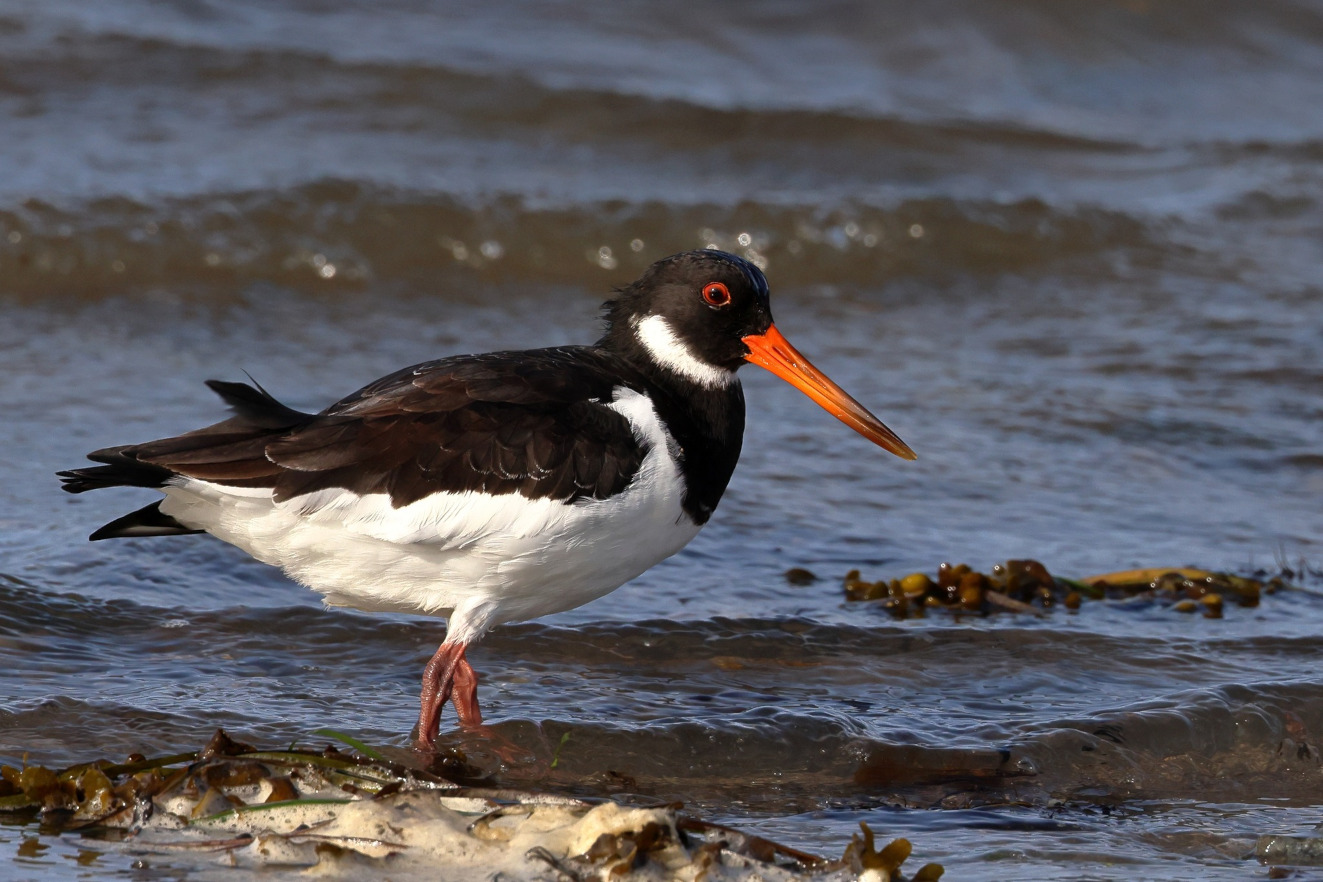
xmin=602 ymin=250 xmax=916 ymax=460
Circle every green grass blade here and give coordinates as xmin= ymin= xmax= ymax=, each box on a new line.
xmin=311 ymin=729 xmax=388 ymax=762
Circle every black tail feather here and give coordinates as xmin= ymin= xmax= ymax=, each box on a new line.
xmin=58 ymin=376 xmax=310 ymax=496
xmin=57 ymin=447 xmax=177 ymax=494
xmin=205 ymin=377 xmax=313 ymax=428
xmin=59 ymin=375 xmax=310 ymax=541
xmin=88 ymin=501 xmax=202 ymax=541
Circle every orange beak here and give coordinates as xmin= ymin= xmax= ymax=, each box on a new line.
xmin=742 ymin=324 xmax=917 ymax=460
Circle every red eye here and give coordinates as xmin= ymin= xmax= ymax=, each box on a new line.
xmin=702 ymin=282 xmax=731 ymax=307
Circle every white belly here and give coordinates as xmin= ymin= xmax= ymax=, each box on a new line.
xmin=157 ymin=388 xmax=702 ymax=644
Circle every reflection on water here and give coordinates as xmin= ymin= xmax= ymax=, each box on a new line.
xmin=2 ymin=0 xmax=1322 ymax=878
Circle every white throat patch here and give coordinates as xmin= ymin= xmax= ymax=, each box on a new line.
xmin=632 ymin=315 xmax=736 ymax=389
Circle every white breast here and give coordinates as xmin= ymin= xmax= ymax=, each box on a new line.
xmin=157 ymin=387 xmax=701 ymax=644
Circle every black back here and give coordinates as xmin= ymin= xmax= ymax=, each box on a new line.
xmin=59 ymin=250 xmax=772 ymax=530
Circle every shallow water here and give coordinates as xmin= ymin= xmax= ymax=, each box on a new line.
xmin=2 ymin=1 xmax=1322 ymax=878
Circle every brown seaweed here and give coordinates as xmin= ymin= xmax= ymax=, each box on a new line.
xmin=0 ymin=729 xmax=943 ymax=880
xmin=841 ymin=559 xmax=1287 ymax=620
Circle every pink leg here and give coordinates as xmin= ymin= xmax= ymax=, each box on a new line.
xmin=451 ymin=653 xmax=482 ymax=727
xmin=416 ymin=642 xmax=483 ymax=748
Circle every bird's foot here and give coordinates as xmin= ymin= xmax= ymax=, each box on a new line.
xmin=415 ymin=641 xmax=483 ymax=750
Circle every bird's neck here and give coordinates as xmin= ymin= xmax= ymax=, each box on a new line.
xmin=599 ymin=328 xmax=746 ymax=526
xmin=647 ymin=374 xmax=746 ymax=527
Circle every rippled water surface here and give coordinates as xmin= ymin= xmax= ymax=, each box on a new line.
xmin=2 ymin=1 xmax=1322 ymax=878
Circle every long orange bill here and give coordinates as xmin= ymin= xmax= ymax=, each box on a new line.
xmin=743 ymin=324 xmax=917 ymax=460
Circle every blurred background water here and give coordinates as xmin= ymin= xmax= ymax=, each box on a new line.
xmin=1 ymin=1 xmax=1322 ymax=878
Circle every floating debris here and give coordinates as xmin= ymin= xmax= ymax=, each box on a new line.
xmin=842 ymin=823 xmax=944 ymax=881
xmin=843 ymin=560 xmax=1285 ymax=619
xmin=784 ymin=567 xmax=819 ymax=586
xmin=0 ymin=730 xmax=942 ymax=881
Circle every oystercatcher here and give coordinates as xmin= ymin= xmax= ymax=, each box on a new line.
xmin=59 ymin=250 xmax=915 ymax=747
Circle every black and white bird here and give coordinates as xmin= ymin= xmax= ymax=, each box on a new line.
xmin=59 ymin=250 xmax=915 ymax=748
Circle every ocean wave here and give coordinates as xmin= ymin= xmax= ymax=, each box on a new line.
xmin=6 ymin=580 xmax=1323 ymax=811
xmin=8 ymin=1 xmax=1323 ymax=134
xmin=0 ymin=182 xmax=1155 ymax=299
xmin=1013 ymin=682 xmax=1323 ymax=803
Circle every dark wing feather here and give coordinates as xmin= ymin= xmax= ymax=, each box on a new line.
xmin=57 ymin=381 xmax=315 ymax=494
xmin=123 ymin=347 xmax=648 ymax=508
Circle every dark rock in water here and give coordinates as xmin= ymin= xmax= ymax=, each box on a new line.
xmin=1258 ymin=835 xmax=1323 ymax=867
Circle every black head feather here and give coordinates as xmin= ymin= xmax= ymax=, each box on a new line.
xmin=599 ymin=250 xmax=774 ymax=372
